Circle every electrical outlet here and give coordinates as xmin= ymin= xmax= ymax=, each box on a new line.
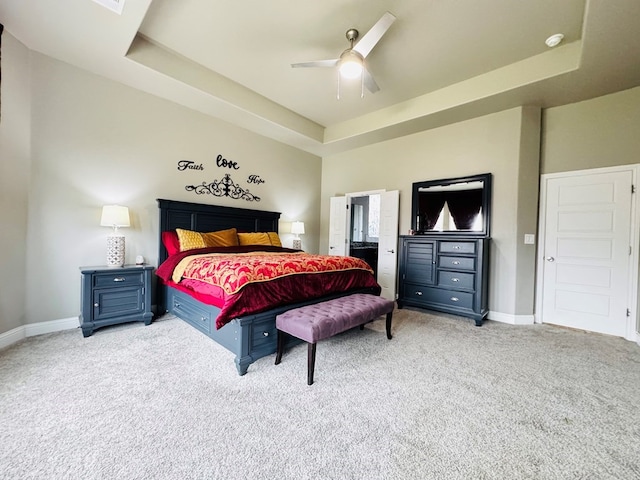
xmin=524 ymin=234 xmax=535 ymax=245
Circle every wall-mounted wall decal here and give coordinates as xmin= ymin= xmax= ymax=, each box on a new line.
xmin=247 ymin=175 xmax=265 ymax=185
xmin=177 ymin=160 xmax=204 ymax=171
xmin=216 ymin=154 xmax=240 ymax=170
xmin=185 ymin=173 xmax=261 ymax=202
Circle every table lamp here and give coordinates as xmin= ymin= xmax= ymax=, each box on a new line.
xmin=100 ymin=205 xmax=130 ymax=267
xmin=291 ymin=221 xmax=305 ymax=250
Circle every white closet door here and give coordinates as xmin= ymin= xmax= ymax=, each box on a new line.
xmin=540 ymin=170 xmax=633 ymax=337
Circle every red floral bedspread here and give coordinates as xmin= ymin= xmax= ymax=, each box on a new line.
xmin=156 ymin=246 xmax=381 ymax=329
xmin=174 ymin=251 xmax=373 ymax=294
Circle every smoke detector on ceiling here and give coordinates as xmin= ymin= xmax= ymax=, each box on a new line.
xmin=545 ymin=34 xmax=564 ymax=48
xmin=92 ymin=0 xmax=125 ymax=15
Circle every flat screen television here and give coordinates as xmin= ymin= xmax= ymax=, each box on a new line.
xmin=411 ymin=173 xmax=491 ymax=237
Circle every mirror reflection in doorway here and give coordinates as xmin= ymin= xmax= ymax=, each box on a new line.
xmin=349 ymin=194 xmax=380 ymax=276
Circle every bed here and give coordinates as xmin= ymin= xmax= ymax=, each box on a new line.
xmin=156 ymin=199 xmax=381 ymax=375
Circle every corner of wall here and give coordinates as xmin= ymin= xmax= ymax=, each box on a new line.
xmin=0 ymin=31 xmax=31 ymax=335
xmin=514 ymin=106 xmax=542 ymax=315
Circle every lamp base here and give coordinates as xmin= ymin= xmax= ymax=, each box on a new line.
xmin=106 ymin=235 xmax=125 ymax=267
xmin=292 ymin=239 xmax=302 ymax=250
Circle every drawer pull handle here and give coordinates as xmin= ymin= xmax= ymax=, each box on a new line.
xmin=174 ymin=301 xmax=181 ymax=308
xmin=452 ymin=261 xmax=460 ymax=265
xmin=451 ymin=278 xmax=460 ymax=282
xmin=415 ymin=291 xmax=423 ymax=296
xmin=94 ymin=303 xmax=99 ymax=307
xmin=387 ymin=249 xmax=395 ymax=254
xmin=113 ymin=277 xmax=126 ymax=282
xmin=263 ymin=332 xmax=269 ymax=337
xmin=453 ymin=245 xmax=461 ymax=249
xmin=450 ymin=297 xmax=459 ymax=302
xmin=200 ymin=317 xmax=207 ymax=322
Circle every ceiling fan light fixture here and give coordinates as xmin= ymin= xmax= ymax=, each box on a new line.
xmin=339 ymin=50 xmax=364 ymax=79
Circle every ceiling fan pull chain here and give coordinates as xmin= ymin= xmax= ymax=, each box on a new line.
xmin=361 ymin=72 xmax=365 ymax=98
xmin=337 ymin=72 xmax=341 ymax=100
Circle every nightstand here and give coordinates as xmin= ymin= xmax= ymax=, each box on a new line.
xmin=79 ymin=265 xmax=154 ymax=337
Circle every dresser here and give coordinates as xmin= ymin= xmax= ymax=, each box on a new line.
xmin=79 ymin=265 xmax=154 ymax=337
xmin=397 ymin=236 xmax=489 ymax=325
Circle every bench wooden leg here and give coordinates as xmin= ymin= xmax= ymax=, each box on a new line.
xmin=275 ymin=330 xmax=285 ymax=365
xmin=307 ymin=342 xmax=316 ymax=385
xmin=386 ymin=311 xmax=393 ymax=340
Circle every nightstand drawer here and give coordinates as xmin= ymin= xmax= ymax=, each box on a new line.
xmin=94 ymin=271 xmax=144 ymax=288
xmin=439 ymin=241 xmax=476 ymax=254
xmin=439 ymin=255 xmax=476 ymax=271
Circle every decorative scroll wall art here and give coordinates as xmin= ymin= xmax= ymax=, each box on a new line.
xmin=178 ymin=153 xmax=265 ymax=203
xmin=186 ymin=173 xmax=261 ymax=202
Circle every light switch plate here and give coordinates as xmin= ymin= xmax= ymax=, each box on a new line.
xmin=524 ymin=234 xmax=535 ymax=245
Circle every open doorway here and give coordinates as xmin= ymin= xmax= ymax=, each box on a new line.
xmin=349 ymin=194 xmax=380 ymax=276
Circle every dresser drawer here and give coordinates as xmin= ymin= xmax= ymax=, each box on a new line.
xmin=439 ymin=255 xmax=476 ymax=271
xmin=439 ymin=241 xmax=476 ymax=254
xmin=423 ymin=286 xmax=474 ymax=310
xmin=404 ymin=283 xmax=474 ymax=310
xmin=171 ymin=294 xmax=213 ymax=335
xmin=94 ymin=271 xmax=144 ymax=288
xmin=403 ymin=283 xmax=432 ymax=303
xmin=438 ymin=271 xmax=475 ymax=290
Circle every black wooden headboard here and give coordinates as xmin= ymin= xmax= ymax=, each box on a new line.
xmin=157 ymin=198 xmax=281 ymax=265
xmin=156 ymin=199 xmax=281 ymax=312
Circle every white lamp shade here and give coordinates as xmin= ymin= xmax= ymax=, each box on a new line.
xmin=100 ymin=205 xmax=130 ymax=228
xmin=291 ymin=221 xmax=305 ymax=236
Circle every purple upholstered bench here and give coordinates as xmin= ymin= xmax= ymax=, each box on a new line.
xmin=275 ymin=293 xmax=394 ymax=385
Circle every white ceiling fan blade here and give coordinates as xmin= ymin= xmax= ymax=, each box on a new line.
xmin=352 ymin=11 xmax=396 ymax=59
xmin=291 ymin=59 xmax=339 ymax=68
xmin=363 ymin=68 xmax=380 ymax=93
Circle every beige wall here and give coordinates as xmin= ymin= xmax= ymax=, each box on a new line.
xmin=542 ymin=86 xmax=640 ymax=174
xmin=1 ymin=50 xmax=321 ymax=331
xmin=0 ymin=33 xmax=30 ymax=332
xmin=321 ymin=107 xmax=541 ymax=319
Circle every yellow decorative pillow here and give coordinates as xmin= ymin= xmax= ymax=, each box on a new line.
xmin=238 ymin=232 xmax=271 ymax=246
xmin=267 ymin=232 xmax=282 ymax=247
xmin=176 ymin=229 xmax=207 ymax=251
xmin=176 ymin=228 xmax=239 ymax=251
xmin=237 ymin=232 xmax=283 ymax=246
xmin=201 ymin=228 xmax=239 ymax=247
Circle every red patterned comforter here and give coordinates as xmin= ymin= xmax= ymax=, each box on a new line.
xmin=156 ymin=245 xmax=381 ymax=329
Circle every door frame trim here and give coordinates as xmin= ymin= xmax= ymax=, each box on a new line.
xmin=535 ymin=164 xmax=640 ymax=341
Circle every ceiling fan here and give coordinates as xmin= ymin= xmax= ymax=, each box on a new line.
xmin=291 ymin=11 xmax=396 ymax=98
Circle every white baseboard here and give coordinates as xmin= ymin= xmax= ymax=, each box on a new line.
xmin=487 ymin=311 xmax=535 ymax=325
xmin=0 ymin=327 xmax=26 ymax=350
xmin=0 ymin=317 xmax=79 ymax=351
